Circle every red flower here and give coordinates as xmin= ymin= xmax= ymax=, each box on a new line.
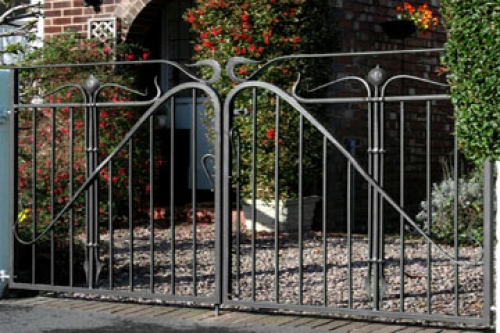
xmin=200 ymin=32 xmax=210 ymax=39
xmin=266 ymin=128 xmax=275 ymax=140
xmin=239 ymin=67 xmax=248 ymax=75
xmin=187 ymin=12 xmax=196 ymax=23
xmin=211 ymin=27 xmax=222 ymax=36
xmin=104 ymin=45 xmax=111 ymax=54
xmin=241 ymin=13 xmax=250 ymax=22
xmin=142 ymin=52 xmax=150 ymax=60
xmin=126 ymin=54 xmax=135 ymax=61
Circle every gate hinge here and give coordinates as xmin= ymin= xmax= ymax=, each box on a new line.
xmin=0 ymin=270 xmax=10 ymax=282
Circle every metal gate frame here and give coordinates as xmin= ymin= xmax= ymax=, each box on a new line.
xmin=220 ymin=48 xmax=493 ymax=326
xmin=7 ymin=49 xmax=494 ymax=326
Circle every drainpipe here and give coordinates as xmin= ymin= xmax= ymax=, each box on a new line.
xmin=0 ymin=69 xmax=11 ymax=298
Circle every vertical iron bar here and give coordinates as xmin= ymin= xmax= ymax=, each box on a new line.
xmin=108 ymin=161 xmax=114 ymax=289
xmin=426 ymin=100 xmax=432 ymax=314
xmin=251 ymin=87 xmax=257 ymax=302
xmin=87 ymin=99 xmax=95 ymax=289
xmin=69 ymin=107 xmax=74 ymax=287
xmin=322 ymin=137 xmax=328 ymax=307
xmin=298 ymin=114 xmax=304 ymax=305
xmin=214 ymin=86 xmax=223 ymax=305
xmin=235 ymin=130 xmax=241 ymax=296
xmin=93 ymin=101 xmax=100 ymax=286
xmin=399 ymin=102 xmax=405 ymax=312
xmin=274 ymin=95 xmax=280 ymax=304
xmin=378 ymin=97 xmax=386 ymax=303
xmin=31 ymin=106 xmax=37 ymax=283
xmin=150 ymin=116 xmax=155 ymax=293
xmin=366 ymin=98 xmax=373 ymax=303
xmin=84 ymin=98 xmax=91 ymax=288
xmin=347 ymin=160 xmax=352 ymax=308
xmin=372 ymin=86 xmax=380 ymax=310
xmin=128 ymin=140 xmax=134 ymax=291
xmin=482 ymin=158 xmax=494 ymax=324
xmin=453 ymin=135 xmax=459 ymax=315
xmin=191 ymin=89 xmax=197 ymax=296
xmin=170 ymin=97 xmax=176 ymax=295
xmin=50 ymin=108 xmax=55 ymax=286
xmin=222 ymin=91 xmax=233 ymax=302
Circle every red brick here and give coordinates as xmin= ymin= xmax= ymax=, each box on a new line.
xmin=45 ymin=10 xmax=62 ymax=17
xmin=53 ymin=17 xmax=72 ymax=25
xmin=64 ymin=8 xmax=83 ymax=16
xmin=45 ymin=26 xmax=62 ymax=34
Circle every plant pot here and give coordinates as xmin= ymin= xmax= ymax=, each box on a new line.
xmin=381 ymin=20 xmax=416 ymax=39
xmin=242 ymin=196 xmax=320 ymax=233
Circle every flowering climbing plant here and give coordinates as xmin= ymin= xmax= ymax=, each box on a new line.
xmin=184 ymin=0 xmax=333 ymax=201
xmin=16 ymin=31 xmax=154 ymax=240
xmin=396 ymin=2 xmax=439 ymax=32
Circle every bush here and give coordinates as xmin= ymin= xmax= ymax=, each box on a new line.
xmin=183 ymin=0 xmax=334 ymax=201
xmin=15 ymin=31 xmax=152 ymax=242
xmin=416 ymin=166 xmax=483 ymax=245
xmin=440 ymin=1 xmax=500 ymax=163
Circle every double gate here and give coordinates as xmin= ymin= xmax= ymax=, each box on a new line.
xmin=8 ymin=49 xmax=494 ymax=326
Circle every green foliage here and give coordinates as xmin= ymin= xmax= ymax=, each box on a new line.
xmin=184 ymin=0 xmax=334 ymax=200
xmin=416 ymin=166 xmax=484 ymax=245
xmin=441 ymin=1 xmax=500 ymax=163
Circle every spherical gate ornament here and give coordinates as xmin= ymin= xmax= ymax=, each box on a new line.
xmin=84 ymin=75 xmax=100 ymax=95
xmin=367 ymin=65 xmax=388 ymax=87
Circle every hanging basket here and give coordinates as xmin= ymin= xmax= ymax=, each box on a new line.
xmin=381 ymin=20 xmax=416 ymax=39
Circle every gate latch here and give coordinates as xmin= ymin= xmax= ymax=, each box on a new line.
xmin=0 ymin=270 xmax=10 ymax=282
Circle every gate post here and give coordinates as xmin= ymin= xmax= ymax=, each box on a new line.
xmin=0 ymin=69 xmax=11 ymax=297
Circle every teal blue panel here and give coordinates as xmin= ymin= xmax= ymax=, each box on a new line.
xmin=0 ymin=69 xmax=11 ymax=297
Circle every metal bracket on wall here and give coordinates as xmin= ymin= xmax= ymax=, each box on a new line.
xmin=0 ymin=107 xmax=9 ymax=123
xmin=0 ymin=270 xmax=9 ymax=282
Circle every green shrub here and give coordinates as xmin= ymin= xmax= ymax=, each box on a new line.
xmin=183 ymin=0 xmax=334 ymax=201
xmin=440 ymin=1 xmax=500 ymax=163
xmin=15 ymin=31 xmax=152 ymax=241
xmin=416 ymin=167 xmax=483 ymax=245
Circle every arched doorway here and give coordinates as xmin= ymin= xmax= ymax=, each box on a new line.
xmin=126 ymin=0 xmax=213 ymax=206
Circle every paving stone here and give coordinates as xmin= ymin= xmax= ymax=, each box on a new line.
xmin=371 ymin=325 xmax=409 ymax=333
xmin=329 ymin=321 xmax=370 ymax=332
xmin=293 ymin=318 xmax=332 ymax=329
xmin=350 ymin=323 xmax=389 ymax=333
xmin=313 ymin=320 xmax=350 ymax=331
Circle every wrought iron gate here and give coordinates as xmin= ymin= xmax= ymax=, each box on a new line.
xmin=8 ymin=49 xmax=494 ymax=326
